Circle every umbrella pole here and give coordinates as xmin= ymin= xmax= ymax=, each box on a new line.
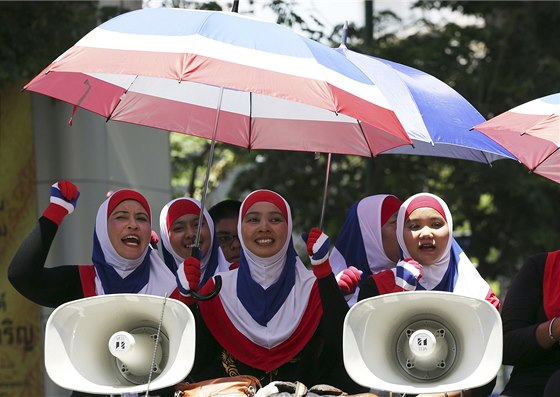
xmin=318 ymin=153 xmax=332 ymax=230
xmin=194 ymin=86 xmax=224 ymax=250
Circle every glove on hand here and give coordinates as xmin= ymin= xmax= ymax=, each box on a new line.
xmin=301 ymin=227 xmax=333 ymax=279
xmin=301 ymin=227 xmax=330 ymax=266
xmin=176 ymin=256 xmax=201 ymax=297
xmin=394 ymin=258 xmax=423 ymax=291
xmin=150 ymin=230 xmax=160 ymax=248
xmin=42 ymin=180 xmax=80 ymax=225
xmin=336 ymin=266 xmax=362 ymax=294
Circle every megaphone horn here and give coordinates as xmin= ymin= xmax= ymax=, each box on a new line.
xmin=45 ymin=294 xmax=196 ymax=395
xmin=343 ymin=291 xmax=502 ymax=395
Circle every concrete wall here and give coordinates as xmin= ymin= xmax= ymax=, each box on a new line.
xmin=31 ymin=94 xmax=172 ymax=396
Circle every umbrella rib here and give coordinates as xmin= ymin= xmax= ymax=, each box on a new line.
xmin=532 ymin=146 xmax=560 ymax=172
xmin=105 ymin=75 xmax=138 ymax=122
xmin=356 ymin=120 xmax=376 ymax=158
xmin=248 ymin=91 xmax=253 ymax=151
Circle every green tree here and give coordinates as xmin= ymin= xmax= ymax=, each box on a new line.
xmin=221 ymin=1 xmax=560 ymax=284
xmin=0 ymin=2 xmax=100 ymax=88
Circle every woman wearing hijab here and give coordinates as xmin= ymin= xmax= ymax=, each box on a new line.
xmin=175 ymin=189 xmax=362 ymax=393
xmin=159 ymin=197 xmax=230 ymax=290
xmin=357 ymin=192 xmax=499 ymax=397
xmin=358 ymin=192 xmax=499 ymax=309
xmin=499 ymin=250 xmax=560 ymax=397
xmin=8 ymin=181 xmax=178 ymax=397
xmin=8 ymin=180 xmax=177 ymax=305
xmin=330 ymin=194 xmax=402 ymax=306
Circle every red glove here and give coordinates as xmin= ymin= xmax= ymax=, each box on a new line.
xmin=301 ymin=228 xmax=332 ymax=279
xmin=176 ymin=256 xmax=201 ymax=297
xmin=373 ymin=258 xmax=423 ymax=295
xmin=336 ymin=266 xmax=362 ymax=294
xmin=150 ymin=230 xmax=160 ymax=248
xmin=42 ymin=180 xmax=80 ymax=225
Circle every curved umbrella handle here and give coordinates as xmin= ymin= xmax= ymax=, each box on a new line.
xmin=187 ymin=275 xmax=222 ymax=301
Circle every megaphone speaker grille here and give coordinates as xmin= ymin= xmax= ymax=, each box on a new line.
xmin=109 ymin=327 xmax=169 ymax=384
xmin=395 ymin=317 xmax=457 ymax=381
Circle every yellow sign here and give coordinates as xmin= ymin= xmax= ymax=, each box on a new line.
xmin=0 ymin=83 xmax=44 ymax=395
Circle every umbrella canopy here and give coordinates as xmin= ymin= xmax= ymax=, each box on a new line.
xmin=473 ymin=93 xmax=560 ymax=183
xmin=25 ymin=7 xmax=413 ymax=157
xmin=335 ymin=47 xmax=517 ymax=164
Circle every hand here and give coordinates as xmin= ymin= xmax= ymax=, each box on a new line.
xmin=150 ymin=230 xmax=160 ymax=248
xmin=395 ymin=258 xmax=423 ymax=291
xmin=301 ymin=227 xmax=330 ymax=266
xmin=336 ymin=266 xmax=362 ymax=294
xmin=176 ymin=256 xmax=201 ymax=297
xmin=42 ymin=180 xmax=80 ymax=225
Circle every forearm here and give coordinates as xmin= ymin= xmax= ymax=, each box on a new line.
xmin=536 ymin=317 xmax=560 ymax=349
xmin=8 ymin=217 xmax=83 ymax=307
xmin=8 ymin=217 xmax=57 ymax=284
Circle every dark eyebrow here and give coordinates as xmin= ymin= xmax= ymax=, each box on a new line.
xmin=406 ymin=216 xmax=445 ymax=223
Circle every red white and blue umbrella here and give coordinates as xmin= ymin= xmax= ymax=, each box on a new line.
xmin=473 ymin=93 xmax=560 ymax=183
xmin=335 ymin=47 xmax=517 ymax=164
xmin=25 ymin=7 xmax=412 ymax=158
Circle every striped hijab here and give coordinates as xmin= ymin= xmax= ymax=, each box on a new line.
xmin=92 ymin=189 xmax=175 ymax=296
xmin=159 ymin=197 xmax=229 ymax=287
xmin=396 ymin=192 xmax=499 ymax=308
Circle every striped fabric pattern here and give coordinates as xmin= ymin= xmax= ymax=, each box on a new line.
xmin=474 ymin=93 xmax=560 ymax=183
xmin=25 ymin=7 xmax=413 ymax=156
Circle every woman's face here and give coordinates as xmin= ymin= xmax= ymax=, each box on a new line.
xmin=241 ymin=201 xmax=288 ymax=258
xmin=403 ymin=207 xmax=449 ymax=266
xmin=107 ymin=199 xmax=151 ymax=260
xmin=381 ymin=212 xmax=400 ymax=262
xmin=168 ymin=213 xmax=211 ymax=259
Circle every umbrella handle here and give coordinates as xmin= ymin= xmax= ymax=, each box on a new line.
xmin=186 ymin=275 xmax=222 ymax=301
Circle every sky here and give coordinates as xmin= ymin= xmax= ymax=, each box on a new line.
xmin=245 ymin=0 xmax=414 ymax=27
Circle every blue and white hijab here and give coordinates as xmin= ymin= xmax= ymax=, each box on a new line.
xmin=159 ymin=197 xmax=229 ymax=287
xmin=330 ymin=194 xmax=401 ymax=306
xmin=92 ymin=189 xmax=175 ymax=296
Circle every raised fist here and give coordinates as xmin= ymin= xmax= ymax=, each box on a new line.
xmin=42 ymin=180 xmax=80 ymax=225
xmin=301 ymin=227 xmax=330 ymax=266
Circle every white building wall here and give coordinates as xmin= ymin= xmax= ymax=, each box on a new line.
xmin=31 ymin=94 xmax=172 ymax=396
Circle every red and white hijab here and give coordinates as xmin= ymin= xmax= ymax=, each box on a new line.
xmin=198 ymin=190 xmax=322 ymax=371
xmin=90 ymin=189 xmax=176 ymax=296
xmin=159 ymin=197 xmax=229 ymax=286
xmin=396 ymin=192 xmax=499 ymax=309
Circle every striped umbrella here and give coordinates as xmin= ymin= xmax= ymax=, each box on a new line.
xmin=25 ymin=7 xmax=418 ymax=232
xmin=25 ymin=7 xmax=412 ymax=157
xmin=473 ymin=93 xmax=560 ymax=183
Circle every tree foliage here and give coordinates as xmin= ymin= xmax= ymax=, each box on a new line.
xmin=223 ymin=1 xmax=560 ymax=284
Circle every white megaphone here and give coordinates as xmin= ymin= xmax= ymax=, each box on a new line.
xmin=45 ymin=294 xmax=196 ymax=395
xmin=343 ymin=291 xmax=502 ymax=395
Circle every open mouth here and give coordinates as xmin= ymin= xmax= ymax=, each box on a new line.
xmin=122 ymin=235 xmax=140 ymax=246
xmin=419 ymin=241 xmax=435 ymax=251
